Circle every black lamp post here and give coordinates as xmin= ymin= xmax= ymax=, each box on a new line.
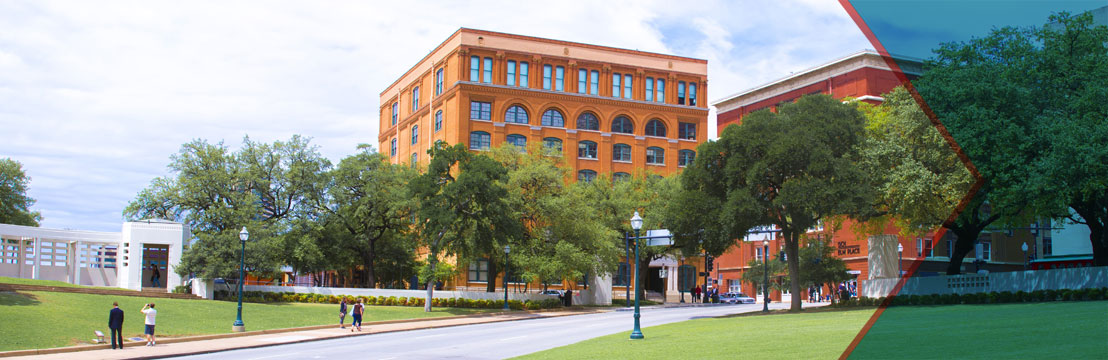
xmin=233 ymin=226 xmax=249 ymax=332
xmin=625 ymin=233 xmax=631 ymax=307
xmin=762 ymin=237 xmax=769 ymax=313
xmin=897 ymin=243 xmax=903 ymax=278
xmin=629 ymin=211 xmax=644 ymax=340
xmin=503 ymin=245 xmax=510 ymax=311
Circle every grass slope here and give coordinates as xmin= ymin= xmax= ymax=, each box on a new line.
xmin=0 ymin=276 xmax=125 ymax=290
xmin=517 ymin=308 xmax=876 ymax=359
xmin=850 ymin=301 xmax=1108 ymax=359
xmin=0 ymin=291 xmax=495 ymax=351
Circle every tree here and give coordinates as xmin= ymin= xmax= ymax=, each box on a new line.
xmin=675 ymin=94 xmax=874 ymax=311
xmin=914 ymin=12 xmax=1108 ymax=269
xmin=798 ymin=238 xmax=853 ymax=303
xmin=315 ymin=145 xmax=418 ymax=287
xmin=124 ymin=136 xmax=331 ymax=280
xmin=0 ymin=158 xmax=42 ymax=226
xmin=740 ymin=255 xmax=786 ymax=298
xmin=409 ymin=142 xmax=520 ymax=311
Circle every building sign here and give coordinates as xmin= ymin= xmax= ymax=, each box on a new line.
xmin=837 ymin=241 xmax=861 ymax=256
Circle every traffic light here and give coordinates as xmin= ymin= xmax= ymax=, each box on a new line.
xmin=706 ymin=255 xmax=714 ymax=272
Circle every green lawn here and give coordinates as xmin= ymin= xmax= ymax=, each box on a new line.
xmin=517 ymin=307 xmax=876 ymax=359
xmin=850 ymin=301 xmax=1108 ymax=359
xmin=0 ymin=276 xmax=129 ymax=290
xmin=0 ymin=291 xmax=497 ymax=351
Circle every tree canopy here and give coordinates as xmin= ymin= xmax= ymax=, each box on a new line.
xmin=0 ymin=158 xmax=41 ymax=226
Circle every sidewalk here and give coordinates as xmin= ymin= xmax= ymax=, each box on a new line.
xmin=3 ymin=308 xmax=610 ymax=360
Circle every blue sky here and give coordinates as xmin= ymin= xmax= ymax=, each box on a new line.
xmin=0 ymin=0 xmax=871 ymax=231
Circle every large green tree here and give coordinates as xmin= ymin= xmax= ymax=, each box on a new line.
xmin=0 ymin=158 xmax=41 ymax=226
xmin=675 ymin=94 xmax=874 ymax=311
xmin=409 ymin=142 xmax=520 ymax=311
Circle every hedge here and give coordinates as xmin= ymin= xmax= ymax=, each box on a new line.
xmin=213 ymin=291 xmax=563 ymax=310
xmin=831 ymin=287 xmax=1108 ymax=308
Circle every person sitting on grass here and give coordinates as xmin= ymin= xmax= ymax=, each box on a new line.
xmin=141 ymin=303 xmax=157 ymax=346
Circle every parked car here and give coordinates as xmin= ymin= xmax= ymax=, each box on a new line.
xmin=540 ymin=290 xmax=564 ymax=296
xmin=720 ymin=292 xmax=756 ymax=304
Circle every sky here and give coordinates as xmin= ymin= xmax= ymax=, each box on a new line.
xmin=0 ymin=0 xmax=872 ymax=232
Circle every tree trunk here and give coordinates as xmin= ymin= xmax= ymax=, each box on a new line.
xmin=424 ymin=257 xmax=436 ymax=312
xmin=945 ymin=226 xmax=979 ymax=275
xmin=486 ymin=260 xmax=498 ymax=292
xmin=364 ymin=241 xmax=377 ymax=288
xmin=1071 ymin=201 xmax=1108 ymax=267
xmin=785 ymin=232 xmax=802 ymax=311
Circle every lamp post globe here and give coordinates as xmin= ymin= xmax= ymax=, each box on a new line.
xmin=629 ymin=211 xmax=644 ymax=340
xmin=503 ymin=245 xmax=511 ymax=311
xmin=233 ymin=226 xmax=249 ymax=332
xmin=762 ymin=237 xmax=769 ymax=313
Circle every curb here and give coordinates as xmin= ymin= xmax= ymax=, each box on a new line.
xmin=0 ymin=307 xmax=611 ymax=358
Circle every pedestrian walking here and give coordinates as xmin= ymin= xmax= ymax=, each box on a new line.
xmin=141 ymin=303 xmax=157 ymax=346
xmin=150 ymin=263 xmax=161 ymax=287
xmin=564 ymin=290 xmax=573 ymax=307
xmin=108 ymin=302 xmax=124 ymax=349
xmin=351 ymin=299 xmax=364 ymax=332
xmin=338 ymin=298 xmax=348 ymax=329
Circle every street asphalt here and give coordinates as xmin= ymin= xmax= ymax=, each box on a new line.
xmin=172 ymin=302 xmax=802 ymax=360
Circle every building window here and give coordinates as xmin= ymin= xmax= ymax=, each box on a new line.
xmin=411 ymin=86 xmax=420 ymax=112
xmin=435 ymin=111 xmax=443 ymax=132
xmin=391 ymin=102 xmax=398 ymax=126
xmin=679 ymin=122 xmax=696 ymax=140
xmin=468 ymin=258 xmax=489 ymax=282
xmin=612 ymin=73 xmax=621 ymax=97
xmin=506 ymin=134 xmax=527 ymax=151
xmin=1043 ymin=236 xmax=1052 ymax=256
xmin=925 ymin=239 xmax=934 ymax=257
xmin=543 ymin=65 xmax=552 ymax=90
xmin=982 ymin=241 xmax=991 ymax=261
xmin=646 ymin=147 xmax=664 ymax=165
xmin=470 ymin=101 xmax=491 ymax=120
xmin=519 ymin=62 xmax=529 ymax=88
xmin=390 ymin=138 xmax=397 ymax=157
xmin=689 ymin=83 xmax=697 ymax=106
xmin=677 ymin=81 xmax=686 ymax=105
xmin=469 ymin=131 xmax=491 ymax=150
xmin=613 ymin=144 xmax=631 ymax=162
xmin=578 ymin=141 xmax=597 ymax=159
xmin=756 ymin=247 xmax=764 ymax=261
xmin=505 ymin=105 xmax=529 ymax=124
xmin=578 ymin=69 xmax=587 ymax=94
xmin=543 ymin=137 xmax=563 ymax=154
xmin=614 ymin=263 xmax=630 ymax=286
xmin=507 ymin=60 xmax=516 ymax=86
xmin=613 ymin=172 xmax=631 ymax=182
xmin=411 ymin=125 xmax=418 ymax=145
xmin=645 ymin=119 xmax=667 ymax=137
xmin=410 ymin=152 xmax=418 ymax=166
xmin=555 ymin=66 xmax=565 ymax=91
xmin=576 ymin=112 xmax=599 ymax=131
xmin=578 ymin=169 xmax=597 ymax=183
xmin=589 ymin=70 xmax=599 ymax=95
xmin=916 ymin=238 xmax=923 ymax=257
xmin=645 ymin=77 xmax=654 ymax=102
xmin=541 ymin=109 xmax=565 ymax=127
xmin=483 ymin=57 xmax=493 ymax=83
xmin=470 ymin=56 xmax=479 ymax=81
xmin=611 ymin=116 xmax=633 ymax=134
xmin=623 ymin=74 xmax=632 ymax=99
xmin=655 ymin=78 xmax=665 ymax=103
xmin=435 ymin=68 xmax=444 ymax=95
xmin=678 ymin=150 xmax=695 ymax=167
xmin=946 ymin=239 xmax=954 ymax=258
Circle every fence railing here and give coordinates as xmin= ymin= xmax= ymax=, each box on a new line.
xmin=861 ymin=266 xmax=1108 ymax=298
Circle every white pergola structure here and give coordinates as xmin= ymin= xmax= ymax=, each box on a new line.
xmin=0 ymin=220 xmax=189 ymax=292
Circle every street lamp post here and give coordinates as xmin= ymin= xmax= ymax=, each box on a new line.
xmin=503 ymin=245 xmax=511 ymax=311
xmin=233 ymin=227 xmax=249 ymax=332
xmin=897 ymin=243 xmax=903 ymax=278
xmin=629 ymin=211 xmax=644 ymax=340
xmin=625 ymin=233 xmax=631 ymax=307
xmin=762 ymin=237 xmax=769 ymax=313
xmin=1021 ymin=242 xmax=1029 ymax=271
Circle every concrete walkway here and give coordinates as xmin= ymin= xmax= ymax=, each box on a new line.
xmin=3 ymin=308 xmax=611 ymax=360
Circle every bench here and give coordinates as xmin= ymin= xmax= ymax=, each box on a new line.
xmin=93 ymin=330 xmax=105 ymax=344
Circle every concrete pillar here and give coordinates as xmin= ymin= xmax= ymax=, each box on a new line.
xmin=32 ymin=237 xmax=40 ymax=280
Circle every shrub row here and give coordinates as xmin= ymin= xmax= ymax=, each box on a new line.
xmin=832 ymin=287 xmax=1108 ymax=308
xmin=213 ymin=290 xmax=563 ymax=310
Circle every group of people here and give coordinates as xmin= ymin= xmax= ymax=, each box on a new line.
xmin=105 ymin=302 xmax=159 ymax=349
xmin=690 ymin=285 xmax=719 ymax=303
xmin=338 ymin=298 xmax=365 ymax=332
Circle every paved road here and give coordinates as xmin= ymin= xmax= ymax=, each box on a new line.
xmin=174 ymin=302 xmax=801 ymax=360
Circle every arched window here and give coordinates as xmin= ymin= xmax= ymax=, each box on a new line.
xmin=576 ymin=112 xmax=599 ymax=131
xmin=578 ymin=141 xmax=597 ymax=159
xmin=434 ymin=110 xmax=443 ymax=132
xmin=411 ymin=125 xmax=419 ymax=145
xmin=611 ymin=116 xmax=633 ymax=134
xmin=613 ymin=172 xmax=631 ymax=182
xmin=543 ymin=137 xmax=563 ymax=154
xmin=578 ymin=170 xmax=597 ymax=183
xmin=506 ymin=134 xmax=527 ymax=151
xmin=541 ymin=109 xmax=565 ymax=127
xmin=469 ymin=131 xmax=491 ymax=150
xmin=505 ymin=105 xmax=529 ymax=124
xmin=645 ymin=119 xmax=667 ymax=137
xmin=613 ymin=144 xmax=632 ymax=162
xmin=678 ymin=150 xmax=696 ymax=167
xmin=646 ymin=147 xmax=665 ymax=165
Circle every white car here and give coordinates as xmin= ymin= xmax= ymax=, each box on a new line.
xmin=720 ymin=292 xmax=756 ymax=304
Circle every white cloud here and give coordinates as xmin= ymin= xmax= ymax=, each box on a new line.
xmin=0 ymin=0 xmax=869 ymax=231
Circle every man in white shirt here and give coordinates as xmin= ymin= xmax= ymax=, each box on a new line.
xmin=141 ymin=303 xmax=157 ymax=346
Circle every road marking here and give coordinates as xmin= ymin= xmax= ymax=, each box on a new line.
xmin=248 ymin=352 xmax=301 ymax=360
xmin=500 ymin=335 xmax=528 ymax=342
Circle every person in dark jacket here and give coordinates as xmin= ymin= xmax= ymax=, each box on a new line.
xmin=564 ymin=290 xmax=573 ymax=306
xmin=338 ymin=298 xmax=348 ymax=329
xmin=108 ymin=302 xmax=124 ymax=349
